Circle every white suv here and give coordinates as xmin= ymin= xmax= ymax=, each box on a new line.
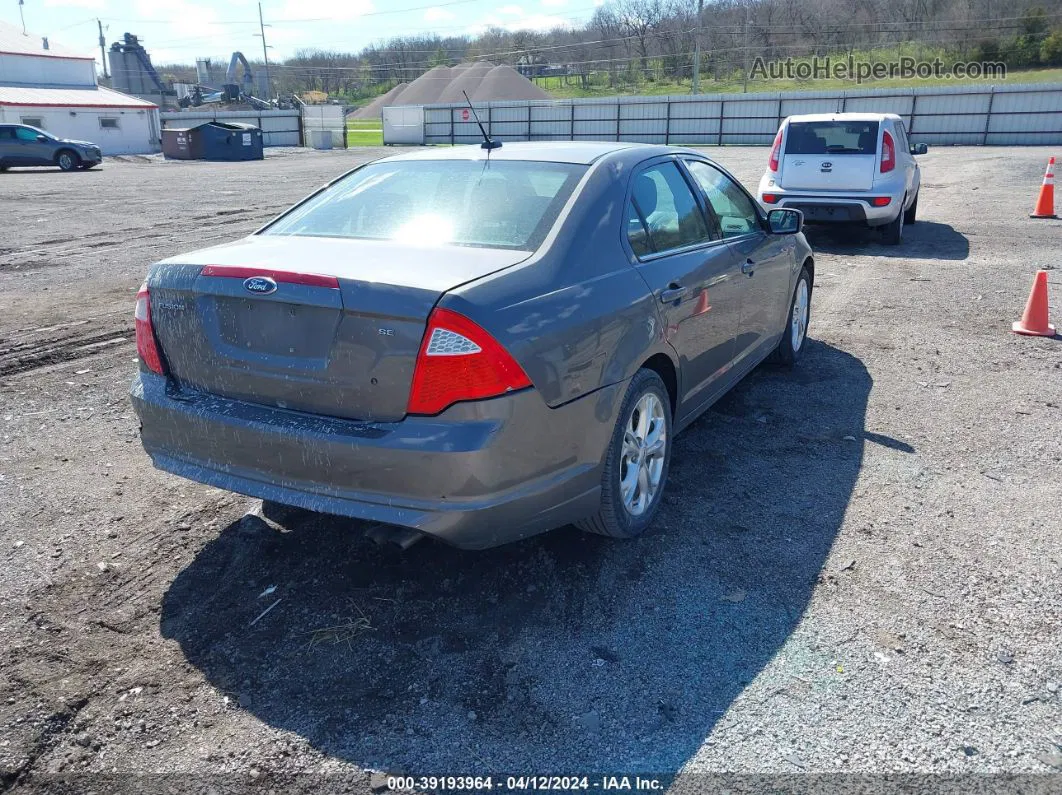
xmin=757 ymin=113 xmax=927 ymax=245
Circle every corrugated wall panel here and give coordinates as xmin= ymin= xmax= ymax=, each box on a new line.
xmin=840 ymin=95 xmax=915 ymax=116
xmin=395 ymin=83 xmax=1062 ymax=146
xmin=780 ymin=96 xmax=844 ymax=115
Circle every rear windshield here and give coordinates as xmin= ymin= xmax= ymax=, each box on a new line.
xmin=262 ymin=159 xmax=587 ymax=251
xmin=784 ymin=121 xmax=880 ymax=155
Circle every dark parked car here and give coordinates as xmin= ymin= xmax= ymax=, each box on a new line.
xmin=131 ymin=142 xmax=814 ymax=549
xmin=0 ymin=124 xmax=102 ymax=172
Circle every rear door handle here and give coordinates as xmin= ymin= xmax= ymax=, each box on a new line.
xmin=660 ymin=284 xmax=689 ymax=303
xmin=742 ymin=259 xmax=756 ymax=275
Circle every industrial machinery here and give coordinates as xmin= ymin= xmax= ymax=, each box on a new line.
xmin=177 ymin=51 xmax=272 ymax=110
xmin=109 ymin=33 xmax=170 ymax=97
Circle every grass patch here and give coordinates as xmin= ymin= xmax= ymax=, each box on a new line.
xmin=534 ymin=67 xmax=1062 ymax=99
xmin=345 ymin=117 xmax=383 ymax=147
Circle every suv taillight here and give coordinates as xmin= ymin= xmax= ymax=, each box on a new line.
xmin=880 ymin=131 xmax=895 ymax=173
xmin=134 ymin=284 xmax=166 ymax=375
xmin=768 ymin=128 xmax=783 ymax=172
xmin=407 ymin=307 xmax=531 ymax=415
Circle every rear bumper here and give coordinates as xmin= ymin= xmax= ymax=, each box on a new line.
xmin=130 ymin=372 xmax=623 ymax=549
xmin=758 ymin=180 xmax=900 ymax=226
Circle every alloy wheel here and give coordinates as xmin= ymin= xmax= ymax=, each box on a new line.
xmin=619 ymin=392 xmax=667 ymax=517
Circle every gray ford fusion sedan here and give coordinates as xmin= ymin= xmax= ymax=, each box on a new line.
xmin=131 ymin=141 xmax=814 ymax=549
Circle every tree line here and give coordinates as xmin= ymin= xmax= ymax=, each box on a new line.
xmin=156 ymin=0 xmax=1062 ymax=102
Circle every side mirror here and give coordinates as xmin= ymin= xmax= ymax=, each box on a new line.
xmin=767 ymin=208 xmax=802 ymax=235
xmin=911 ymin=143 xmax=928 ymax=155
xmin=36 ymin=135 xmax=48 ymax=143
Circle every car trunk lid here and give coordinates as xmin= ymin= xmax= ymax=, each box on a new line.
xmin=779 ymin=120 xmax=879 ymax=191
xmin=148 ymin=235 xmax=531 ymax=421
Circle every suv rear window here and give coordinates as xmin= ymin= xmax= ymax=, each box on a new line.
xmin=263 ymin=160 xmax=587 ymax=251
xmin=785 ymin=121 xmax=880 ymax=155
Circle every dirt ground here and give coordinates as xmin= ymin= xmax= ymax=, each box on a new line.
xmin=1 ymin=145 xmax=1060 ymax=794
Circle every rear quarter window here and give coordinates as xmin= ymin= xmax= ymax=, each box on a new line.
xmin=785 ymin=121 xmax=879 ymax=155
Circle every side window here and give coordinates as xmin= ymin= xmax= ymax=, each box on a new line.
xmin=686 ymin=161 xmax=761 ymax=239
xmin=625 ymin=199 xmax=652 ymax=257
xmin=0 ymin=128 xmax=14 ymax=140
xmin=628 ymin=161 xmax=710 ymax=256
xmin=15 ymin=127 xmax=40 ymax=142
xmin=894 ymin=122 xmax=909 ymax=153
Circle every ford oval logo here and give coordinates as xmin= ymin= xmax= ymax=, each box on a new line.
xmin=821 ymin=161 xmax=833 ymax=169
xmin=243 ymin=276 xmax=277 ymax=295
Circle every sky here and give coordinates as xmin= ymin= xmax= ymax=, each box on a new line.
xmin=3 ymin=0 xmax=603 ymax=68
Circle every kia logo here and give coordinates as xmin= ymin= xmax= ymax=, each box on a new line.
xmin=821 ymin=161 xmax=833 ymax=169
xmin=243 ymin=276 xmax=278 ymax=295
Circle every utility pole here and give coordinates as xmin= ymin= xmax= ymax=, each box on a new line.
xmin=257 ymin=2 xmax=273 ymax=100
xmin=742 ymin=1 xmax=750 ymax=93
xmin=692 ymin=0 xmax=704 ymax=94
xmin=98 ymin=19 xmax=109 ymax=80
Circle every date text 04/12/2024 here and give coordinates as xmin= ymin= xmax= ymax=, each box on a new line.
xmin=385 ymin=776 xmax=667 ymax=791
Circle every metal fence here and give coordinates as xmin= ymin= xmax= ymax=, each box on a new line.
xmin=299 ymin=104 xmax=347 ymax=149
xmin=383 ymin=82 xmax=1062 ymax=147
xmin=159 ymin=109 xmax=302 ymax=147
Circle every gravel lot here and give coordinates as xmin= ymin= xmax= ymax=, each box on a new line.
xmin=1 ymin=145 xmax=1060 ymax=794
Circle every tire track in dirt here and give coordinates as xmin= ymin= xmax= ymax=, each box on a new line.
xmin=0 ymin=313 xmax=133 ymax=376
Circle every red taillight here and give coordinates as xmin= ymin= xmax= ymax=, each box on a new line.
xmin=880 ymin=131 xmax=895 ymax=173
xmin=768 ymin=128 xmax=783 ymax=172
xmin=762 ymin=193 xmax=780 ymax=204
xmin=870 ymin=196 xmax=892 ymax=207
xmin=407 ymin=307 xmax=531 ymax=415
xmin=134 ymin=284 xmax=165 ymax=375
xmin=199 ymin=265 xmax=339 ymax=289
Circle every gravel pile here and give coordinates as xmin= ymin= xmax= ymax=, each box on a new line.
xmin=349 ymin=62 xmax=550 ymax=119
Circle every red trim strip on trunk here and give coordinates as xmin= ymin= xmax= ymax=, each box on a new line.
xmin=199 ymin=265 xmax=340 ymax=289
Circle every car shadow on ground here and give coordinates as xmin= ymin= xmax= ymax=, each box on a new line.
xmin=804 ymin=221 xmax=969 ymax=260
xmin=0 ymin=168 xmax=99 ymax=175
xmin=160 ymin=340 xmax=876 ymax=776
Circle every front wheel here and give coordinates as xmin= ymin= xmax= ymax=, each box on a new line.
xmin=577 ymin=369 xmax=672 ymax=539
xmin=772 ymin=265 xmax=812 ymax=366
xmin=56 ymin=150 xmax=79 ymax=172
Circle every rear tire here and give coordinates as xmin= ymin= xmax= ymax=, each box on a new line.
xmin=56 ymin=150 xmax=79 ymax=172
xmin=903 ymin=192 xmax=918 ymax=225
xmin=772 ymin=265 xmax=812 ymax=366
xmin=577 ymin=369 xmax=672 ymax=540
xmin=0 ymin=164 xmax=8 ymax=172
xmin=881 ymin=202 xmax=904 ymax=245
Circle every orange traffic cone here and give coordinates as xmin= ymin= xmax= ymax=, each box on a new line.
xmin=1011 ymin=270 xmax=1056 ymax=337
xmin=693 ymin=288 xmax=711 ymax=315
xmin=1030 ymin=157 xmax=1057 ymax=219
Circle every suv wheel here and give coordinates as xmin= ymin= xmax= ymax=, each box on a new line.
xmin=882 ymin=200 xmax=905 ymax=245
xmin=903 ymin=192 xmax=918 ymax=225
xmin=56 ymin=150 xmax=79 ymax=172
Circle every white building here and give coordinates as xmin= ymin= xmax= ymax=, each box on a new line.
xmin=0 ymin=20 xmax=160 ymax=154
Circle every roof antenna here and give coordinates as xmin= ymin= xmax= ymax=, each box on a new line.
xmin=462 ymin=90 xmax=501 ymax=151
